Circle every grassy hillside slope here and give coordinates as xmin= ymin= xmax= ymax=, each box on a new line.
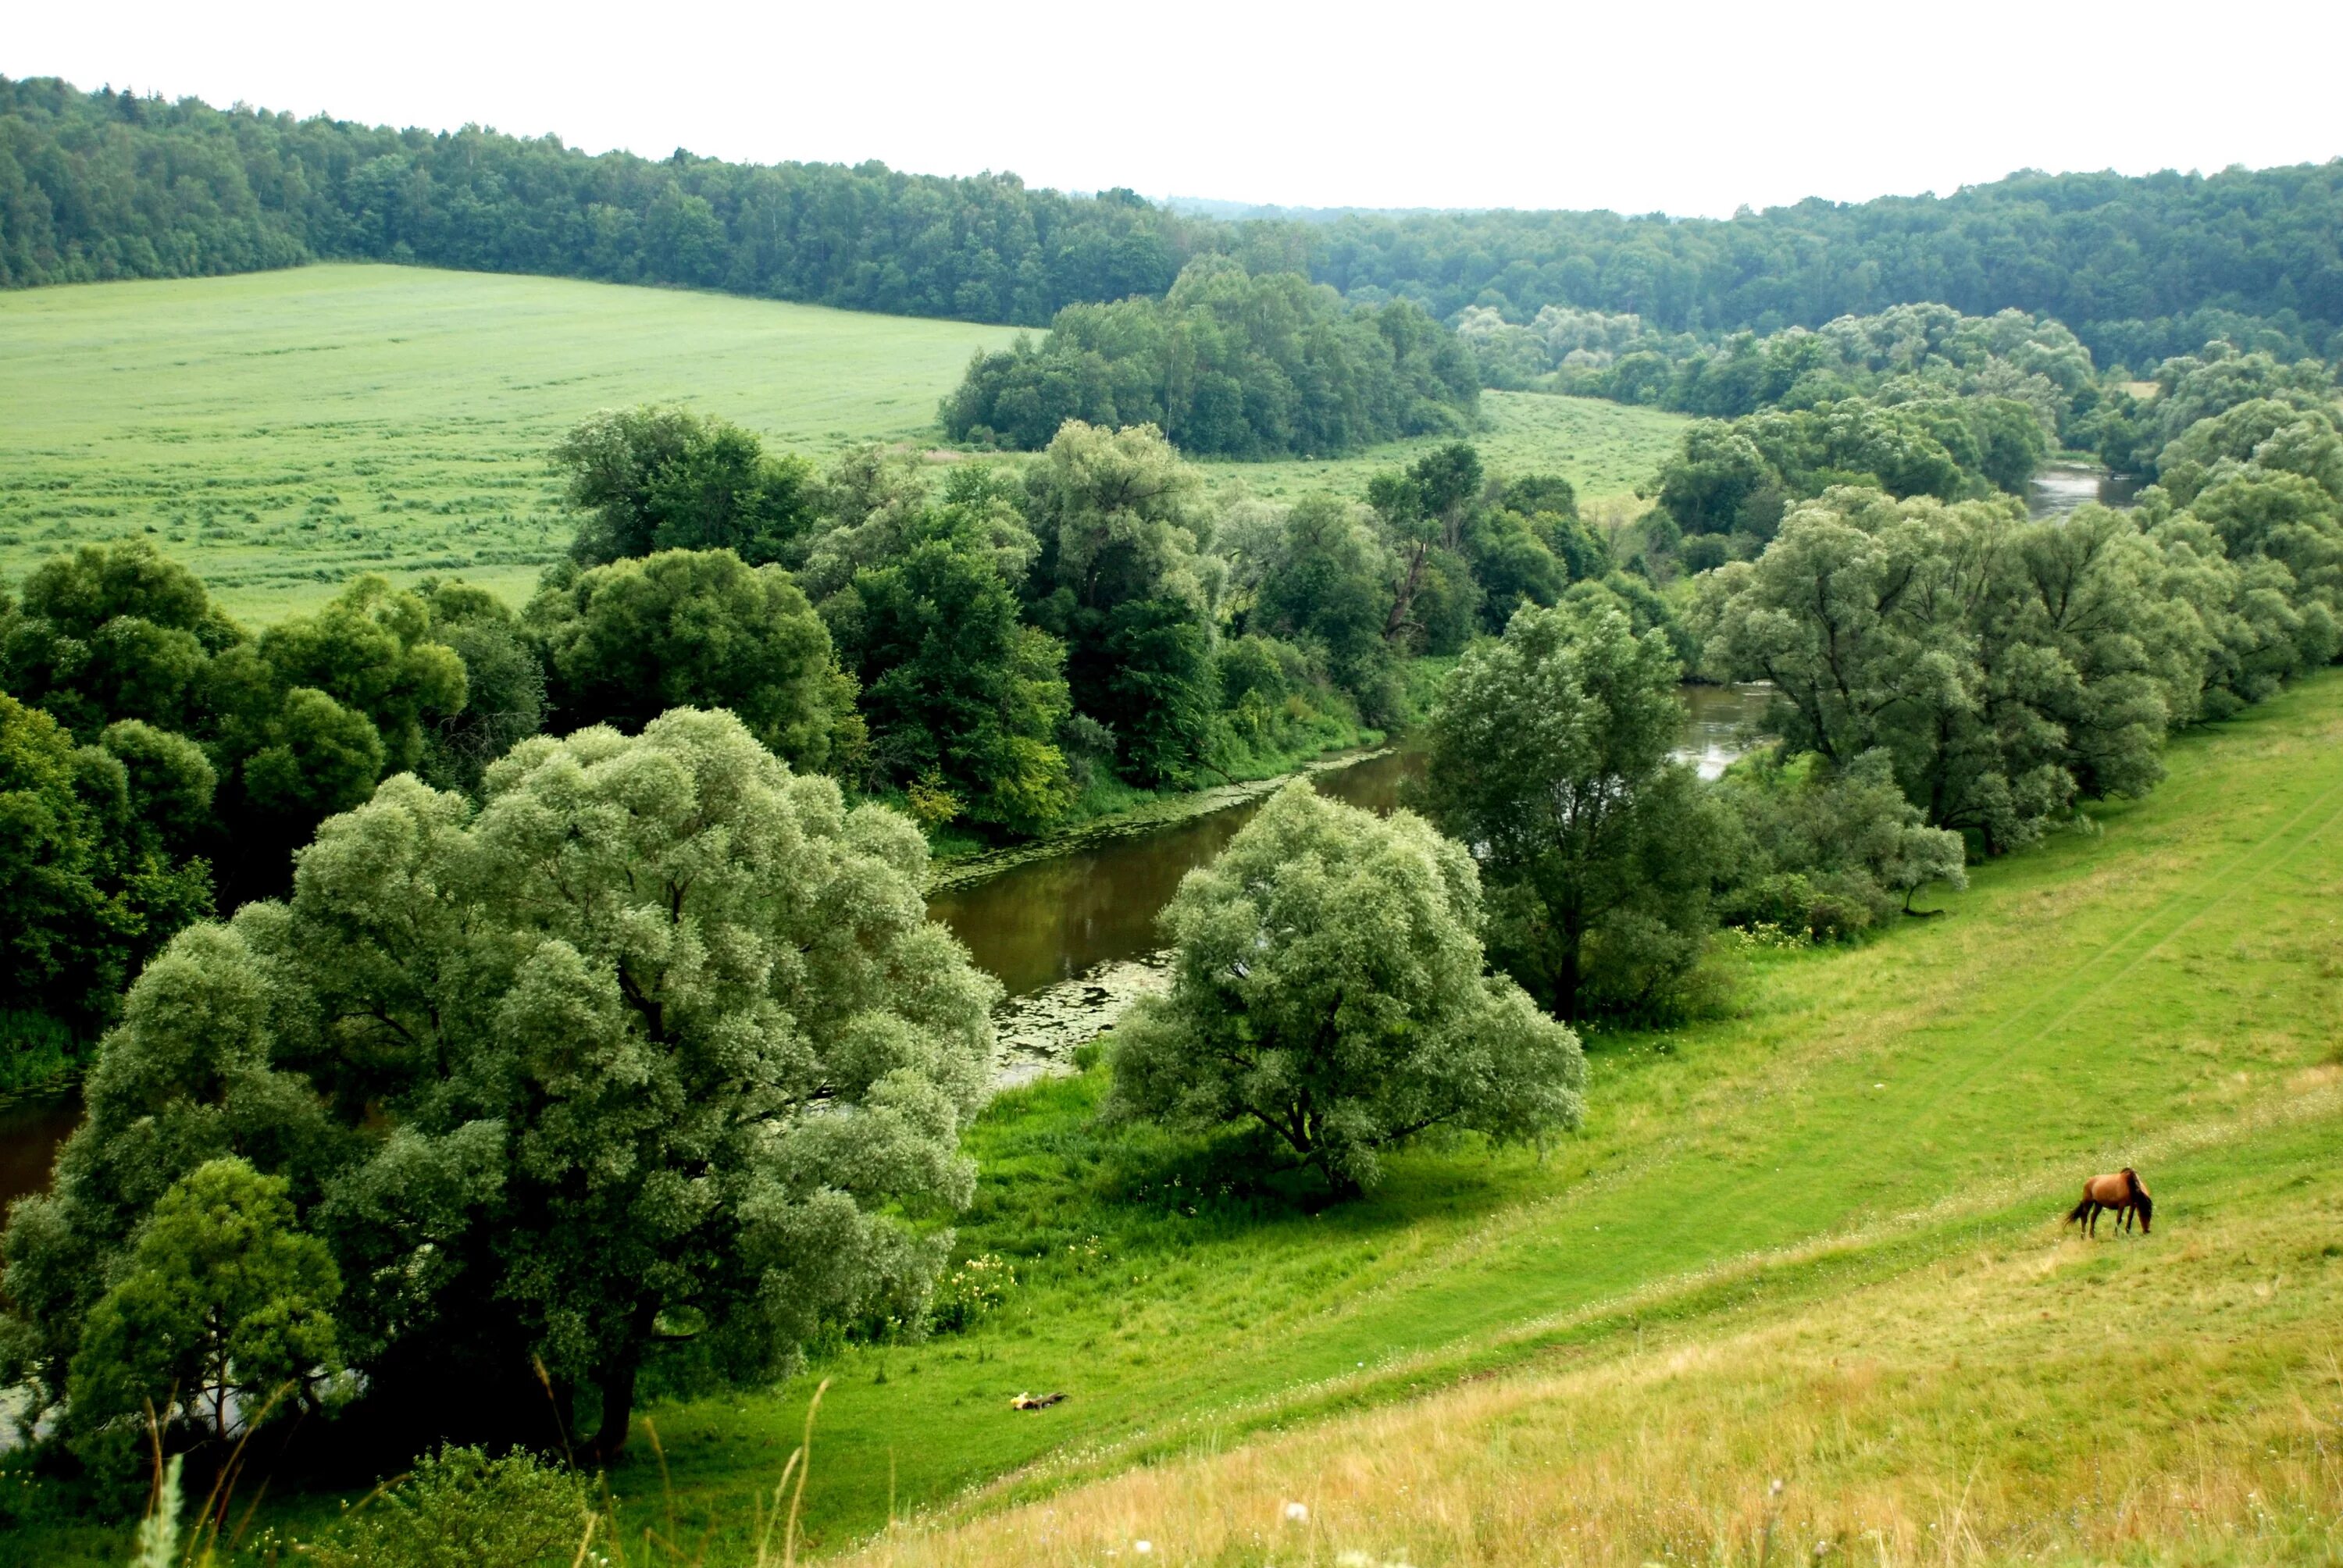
xmin=0 ymin=264 xmax=1687 ymax=621
xmin=10 ymin=660 xmax=2341 ymax=1568
xmin=619 ymin=670 xmax=2343 ymax=1561
xmin=0 ymin=264 xmax=1025 ymax=618
xmin=859 ymin=1109 xmax=2343 ymax=1566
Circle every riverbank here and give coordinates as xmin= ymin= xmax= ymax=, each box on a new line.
xmin=928 ymin=740 xmax=1393 ymax=893
xmin=925 ymin=657 xmax=1453 ymax=889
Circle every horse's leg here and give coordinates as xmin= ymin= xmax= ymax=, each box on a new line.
xmin=2088 ymin=1203 xmax=2101 ymax=1237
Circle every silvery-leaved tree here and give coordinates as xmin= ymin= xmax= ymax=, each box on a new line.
xmin=2 ymin=708 xmax=998 ymax=1463
xmin=1106 ymin=784 xmax=1584 ymax=1196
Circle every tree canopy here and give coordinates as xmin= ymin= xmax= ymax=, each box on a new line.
xmin=2 ymin=709 xmax=999 ymax=1463
xmin=1421 ymin=592 xmax=1731 ymax=1020
xmin=1107 ymin=783 xmax=1584 ymax=1194
xmin=940 ymin=258 xmax=1479 ymax=458
xmin=525 ymin=548 xmax=854 ymax=772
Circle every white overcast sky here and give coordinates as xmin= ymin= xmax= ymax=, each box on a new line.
xmin=9 ymin=0 xmax=2341 ymax=219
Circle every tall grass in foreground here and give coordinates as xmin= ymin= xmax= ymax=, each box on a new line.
xmin=840 ymin=1113 xmax=2343 ymax=1568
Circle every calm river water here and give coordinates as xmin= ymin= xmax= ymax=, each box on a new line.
xmin=0 ymin=686 xmax=1776 ymax=1209
xmin=931 ymin=682 xmax=1774 ymax=998
xmin=2028 ymin=464 xmax=2140 ymax=519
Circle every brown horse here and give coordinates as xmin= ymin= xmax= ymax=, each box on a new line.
xmin=2066 ymin=1167 xmax=2152 ymax=1235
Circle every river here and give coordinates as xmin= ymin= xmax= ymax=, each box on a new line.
xmin=0 ymin=685 xmax=1777 ymax=1206
xmin=938 ymin=681 xmax=1774 ymax=1083
xmin=2028 ymin=463 xmax=2140 ymax=519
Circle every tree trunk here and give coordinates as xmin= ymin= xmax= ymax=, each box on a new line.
xmin=1554 ymin=915 xmax=1585 ymax=1024
xmin=1383 ymin=543 xmax=1428 ymax=644
xmin=587 ymin=1299 xmax=661 ymax=1463
xmin=589 ymin=1352 xmax=641 ymax=1463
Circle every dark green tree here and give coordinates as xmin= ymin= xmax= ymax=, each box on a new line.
xmin=1421 ymin=594 xmax=1731 ymax=1019
xmin=1246 ymin=495 xmax=1399 ymax=718
xmin=555 ymin=406 xmax=819 ymax=568
xmin=1019 ymin=422 xmax=1220 ymax=785
xmin=526 ymin=548 xmax=854 ymax=771
xmin=1107 ymin=784 xmax=1584 ymax=1195
xmin=829 ymin=509 xmax=1074 ymax=834
xmin=1369 ymin=442 xmax=1483 ymax=648
xmin=67 ymin=1157 xmax=342 ymax=1456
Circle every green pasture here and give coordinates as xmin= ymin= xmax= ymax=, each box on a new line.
xmin=0 ymin=265 xmax=1686 ymax=623
xmin=1193 ymin=388 xmax=1687 ymax=510
xmin=0 ymin=264 xmax=1023 ymax=620
xmin=604 ymin=667 xmax=2342 ymax=1556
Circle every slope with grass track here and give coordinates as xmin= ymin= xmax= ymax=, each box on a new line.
xmin=587 ymin=670 xmax=2343 ymax=1562
xmin=0 ymin=265 xmax=1689 ymax=624
xmin=853 ymin=1105 xmax=2343 ymax=1566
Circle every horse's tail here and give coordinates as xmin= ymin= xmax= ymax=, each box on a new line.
xmin=2065 ymin=1194 xmax=2092 ymax=1225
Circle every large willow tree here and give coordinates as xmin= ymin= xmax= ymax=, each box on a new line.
xmin=2 ymin=708 xmax=998 ymax=1463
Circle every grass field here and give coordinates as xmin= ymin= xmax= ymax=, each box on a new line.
xmin=0 ymin=264 xmax=1024 ymax=619
xmin=661 ymin=669 xmax=2337 ymax=1563
xmin=0 ymin=265 xmax=1688 ymax=622
xmin=19 ymin=666 xmax=2315 ymax=1566
xmin=1190 ymin=390 xmax=1688 ymax=511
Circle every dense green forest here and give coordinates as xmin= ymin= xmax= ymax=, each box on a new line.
xmin=939 ymin=258 xmax=1479 ymax=455
xmin=0 ymin=76 xmax=1200 ymax=322
xmin=1311 ymin=170 xmax=2343 ymax=369
xmin=9 ymin=323 xmax=2339 ymax=1088
xmin=5 ymin=73 xmax=2338 ymax=371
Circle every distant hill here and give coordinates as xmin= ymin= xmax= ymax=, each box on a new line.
xmin=4 ymin=74 xmax=2338 ymax=365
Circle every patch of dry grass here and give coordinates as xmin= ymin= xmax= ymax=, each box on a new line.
xmin=851 ymin=1119 xmax=2343 ymax=1568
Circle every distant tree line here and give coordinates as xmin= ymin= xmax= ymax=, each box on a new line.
xmin=1460 ymin=303 xmax=2100 ymax=431
xmin=5 ymin=75 xmax=2340 ymax=370
xmin=0 ymin=76 xmax=1199 ymax=322
xmin=1312 ymin=169 xmax=2343 ymax=370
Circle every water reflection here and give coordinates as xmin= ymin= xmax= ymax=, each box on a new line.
xmin=929 ymin=751 xmax=1421 ymax=999
xmin=2028 ymin=464 xmax=2141 ymax=519
xmin=1678 ymin=682 xmax=1775 ymax=780
xmin=933 ymin=682 xmax=1778 ymax=997
xmin=0 ymin=1085 xmax=80 ymax=1213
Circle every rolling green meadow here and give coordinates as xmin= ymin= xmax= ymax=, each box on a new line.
xmin=0 ymin=265 xmax=1025 ymax=619
xmin=23 ymin=662 xmax=2333 ymax=1566
xmin=0 ymin=264 xmax=1688 ymax=622
xmin=654 ymin=669 xmax=2343 ymax=1565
